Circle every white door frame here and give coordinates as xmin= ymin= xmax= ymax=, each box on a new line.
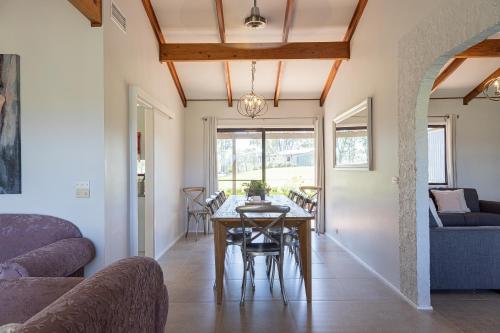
xmin=129 ymin=86 xmax=175 ymax=258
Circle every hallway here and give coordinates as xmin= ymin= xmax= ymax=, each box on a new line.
xmin=158 ymin=233 xmax=460 ymax=332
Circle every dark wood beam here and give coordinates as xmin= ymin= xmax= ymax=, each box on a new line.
xmin=142 ymin=0 xmax=187 ymax=107
xmin=432 ymin=58 xmax=467 ymax=93
xmin=319 ymin=0 xmax=368 ymax=106
xmin=68 ymin=0 xmax=102 ymax=27
xmin=463 ymin=67 xmax=500 ymax=105
xmin=274 ymin=0 xmax=295 ymax=107
xmin=160 ymin=42 xmax=350 ymax=62
xmin=215 ymin=0 xmax=233 ymax=107
xmin=456 ymin=39 xmax=500 ymax=58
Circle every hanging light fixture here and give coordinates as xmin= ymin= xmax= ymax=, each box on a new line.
xmin=483 ymin=76 xmax=500 ymax=101
xmin=237 ymin=61 xmax=268 ymax=119
xmin=244 ymin=0 xmax=267 ymax=29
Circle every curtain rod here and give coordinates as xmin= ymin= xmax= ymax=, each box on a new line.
xmin=428 ymin=115 xmax=450 ymax=118
xmin=428 ymin=115 xmax=460 ymax=119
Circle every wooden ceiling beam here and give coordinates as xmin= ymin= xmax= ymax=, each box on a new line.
xmin=463 ymin=67 xmax=500 ymax=105
xmin=319 ymin=0 xmax=368 ymax=106
xmin=142 ymin=0 xmax=187 ymax=107
xmin=456 ymin=39 xmax=500 ymax=58
xmin=432 ymin=40 xmax=500 ymax=94
xmin=431 ymin=58 xmax=467 ymax=93
xmin=160 ymin=42 xmax=350 ymax=62
xmin=274 ymin=0 xmax=296 ymax=107
xmin=215 ymin=0 xmax=233 ymax=107
xmin=68 ymin=0 xmax=102 ymax=27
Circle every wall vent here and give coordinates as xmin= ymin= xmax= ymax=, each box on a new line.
xmin=111 ymin=2 xmax=127 ymax=33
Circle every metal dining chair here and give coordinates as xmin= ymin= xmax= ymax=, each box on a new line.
xmin=236 ymin=205 xmax=291 ymax=305
xmin=182 ymin=187 xmax=210 ymax=241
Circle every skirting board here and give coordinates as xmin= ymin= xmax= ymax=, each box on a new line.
xmin=325 ymin=232 xmax=433 ymax=311
xmin=155 ymin=232 xmax=184 ymax=261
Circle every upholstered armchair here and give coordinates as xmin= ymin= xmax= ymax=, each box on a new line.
xmin=0 ymin=214 xmax=95 ymax=279
xmin=0 ymin=257 xmax=168 ymax=333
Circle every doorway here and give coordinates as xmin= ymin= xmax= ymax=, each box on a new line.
xmin=129 ymin=86 xmax=175 ymax=258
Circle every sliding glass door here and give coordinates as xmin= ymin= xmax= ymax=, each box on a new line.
xmin=217 ymin=128 xmax=315 ymax=195
xmin=217 ymin=130 xmax=263 ymax=195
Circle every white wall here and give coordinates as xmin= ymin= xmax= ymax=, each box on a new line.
xmin=323 ymin=0 xmax=452 ymax=290
xmin=103 ymin=0 xmax=185 ymax=262
xmin=0 ymin=0 xmax=106 ymax=274
xmin=184 ymin=100 xmax=323 ymax=187
xmin=429 ymin=99 xmax=500 ymax=201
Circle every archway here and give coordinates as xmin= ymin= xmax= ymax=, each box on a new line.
xmin=397 ymin=0 xmax=499 ymax=309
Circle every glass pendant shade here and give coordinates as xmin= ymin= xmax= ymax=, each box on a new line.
xmin=483 ymin=77 xmax=500 ymax=102
xmin=237 ymin=61 xmax=268 ymax=119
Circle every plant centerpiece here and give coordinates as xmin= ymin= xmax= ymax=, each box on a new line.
xmin=242 ymin=180 xmax=271 ymax=200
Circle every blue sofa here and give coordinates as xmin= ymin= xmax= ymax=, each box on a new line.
xmin=429 ymin=188 xmax=500 ymax=290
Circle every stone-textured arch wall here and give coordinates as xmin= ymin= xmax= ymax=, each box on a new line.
xmin=398 ymin=0 xmax=500 ymax=308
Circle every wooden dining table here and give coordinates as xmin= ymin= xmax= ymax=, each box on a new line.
xmin=211 ymin=194 xmax=314 ymax=304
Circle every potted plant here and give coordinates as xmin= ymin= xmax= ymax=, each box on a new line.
xmin=242 ymin=180 xmax=271 ymax=200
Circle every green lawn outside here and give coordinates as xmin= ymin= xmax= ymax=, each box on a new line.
xmin=218 ymin=166 xmax=315 ymax=195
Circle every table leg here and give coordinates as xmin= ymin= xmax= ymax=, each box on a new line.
xmin=298 ymin=221 xmax=312 ymax=302
xmin=214 ymin=222 xmax=226 ymax=304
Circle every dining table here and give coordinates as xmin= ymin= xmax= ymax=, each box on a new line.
xmin=211 ymin=194 xmax=315 ymax=304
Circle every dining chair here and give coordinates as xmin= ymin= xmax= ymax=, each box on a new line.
xmin=182 ymin=187 xmax=210 ymax=241
xmin=295 ymin=192 xmax=308 ymax=208
xmin=236 ymin=205 xmax=291 ymax=305
xmin=300 ymin=186 xmax=322 ymax=234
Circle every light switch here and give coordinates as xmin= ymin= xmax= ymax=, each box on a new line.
xmin=76 ymin=181 xmax=90 ymax=198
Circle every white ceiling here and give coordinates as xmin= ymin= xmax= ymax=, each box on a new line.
xmin=432 ymin=34 xmax=500 ymax=99
xmin=151 ymin=0 xmax=499 ymax=102
xmin=151 ymin=0 xmax=358 ymax=101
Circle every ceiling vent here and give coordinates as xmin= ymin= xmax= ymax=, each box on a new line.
xmin=111 ymin=2 xmax=127 ymax=33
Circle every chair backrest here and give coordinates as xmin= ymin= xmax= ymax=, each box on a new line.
xmin=308 ymin=199 xmax=318 ymax=213
xmin=294 ymin=192 xmax=308 ymax=208
xmin=206 ymin=197 xmax=220 ymax=215
xmin=182 ymin=187 xmax=206 ymax=211
xmin=235 ymin=205 xmax=291 ymax=251
xmin=299 ymin=186 xmax=322 ymax=200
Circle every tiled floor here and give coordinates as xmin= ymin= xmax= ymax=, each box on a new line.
xmin=157 ymin=233 xmax=491 ymax=332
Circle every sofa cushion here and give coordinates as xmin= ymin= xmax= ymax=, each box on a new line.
xmin=431 ymin=189 xmax=470 ymax=213
xmin=429 ymin=188 xmax=480 ymax=212
xmin=438 ymin=213 xmax=467 ymax=227
xmin=465 ymin=212 xmax=500 ymax=227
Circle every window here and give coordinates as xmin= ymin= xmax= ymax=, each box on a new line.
xmin=428 ymin=125 xmax=447 ymax=185
xmin=217 ymin=129 xmax=315 ymax=195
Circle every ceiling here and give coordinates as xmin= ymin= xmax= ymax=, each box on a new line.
xmin=431 ymin=32 xmax=500 ymax=99
xmin=150 ymin=0 xmax=359 ymax=101
xmin=150 ymin=1 xmax=499 ymax=103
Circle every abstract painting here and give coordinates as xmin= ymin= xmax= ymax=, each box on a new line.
xmin=0 ymin=55 xmax=21 ymax=194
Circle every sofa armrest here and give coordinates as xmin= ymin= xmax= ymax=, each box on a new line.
xmin=17 ymin=257 xmax=168 ymax=333
xmin=0 ymin=238 xmax=95 ymax=279
xmin=480 ymin=200 xmax=500 ymax=215
xmin=0 ymin=277 xmax=83 ymax=326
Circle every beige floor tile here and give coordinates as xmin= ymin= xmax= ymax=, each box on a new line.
xmin=160 ymin=233 xmax=498 ymax=333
